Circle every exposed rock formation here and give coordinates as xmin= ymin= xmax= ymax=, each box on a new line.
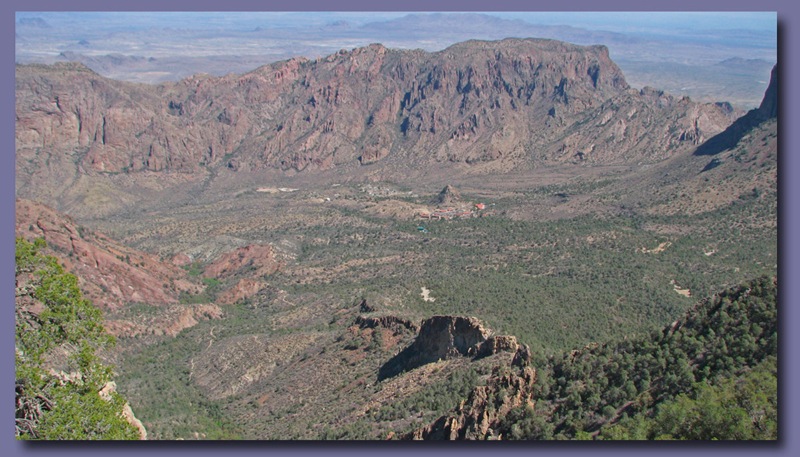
xmin=378 ymin=315 xmax=518 ymax=380
xmin=434 ymin=185 xmax=461 ymax=205
xmin=402 ymin=345 xmax=537 ymax=440
xmin=203 ymin=244 xmax=280 ymax=279
xmin=15 ymin=199 xmax=200 ymax=310
xmin=695 ymin=64 xmax=777 ymax=156
xmin=16 ymin=39 xmax=736 ymax=202
xmin=15 ymin=199 xmax=227 ymax=339
xmin=409 ymin=316 xmax=489 ymax=361
xmin=758 ymin=64 xmax=778 ymax=119
xmin=475 ymin=335 xmax=520 ymax=358
xmin=99 ymin=381 xmax=148 ymax=440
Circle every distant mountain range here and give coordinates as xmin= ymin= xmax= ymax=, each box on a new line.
xmin=16 ymin=13 xmax=775 ymax=107
xmin=15 ymin=38 xmax=738 ymax=203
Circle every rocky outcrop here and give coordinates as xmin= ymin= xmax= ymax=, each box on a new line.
xmin=402 ymin=345 xmax=537 ymax=440
xmin=410 ymin=316 xmax=490 ymax=361
xmin=378 ymin=315 xmax=518 ymax=380
xmin=475 ymin=335 xmax=520 ymax=358
xmin=757 ymin=64 xmax=778 ymax=120
xmin=99 ymin=382 xmax=148 ymax=440
xmin=203 ymin=244 xmax=280 ymax=279
xmin=434 ymin=185 xmax=461 ymax=205
xmin=15 ymin=199 xmax=201 ymax=310
xmin=695 ymin=63 xmax=777 ymax=156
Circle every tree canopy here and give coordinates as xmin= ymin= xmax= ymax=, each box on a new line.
xmin=15 ymin=237 xmax=140 ymax=440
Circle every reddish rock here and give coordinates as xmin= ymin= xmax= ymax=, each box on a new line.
xmin=217 ymin=279 xmax=266 ymax=305
xmin=476 ymin=335 xmax=519 ymax=358
xmin=16 ymin=39 xmax=737 ymax=195
xmin=170 ymin=253 xmax=193 ymax=267
xmin=15 ymin=198 xmax=199 ymax=310
xmin=204 ymin=244 xmax=280 ymax=279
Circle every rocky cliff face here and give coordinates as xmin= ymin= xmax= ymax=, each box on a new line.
xmin=99 ymin=381 xmax=148 ymax=440
xmin=402 ymin=346 xmax=537 ymax=440
xmin=694 ymin=64 xmax=777 ymax=156
xmin=16 ymin=39 xmax=736 ymax=196
xmin=758 ymin=64 xmax=778 ymax=119
xmin=378 ymin=315 xmax=519 ymax=380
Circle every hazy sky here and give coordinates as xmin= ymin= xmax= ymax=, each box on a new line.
xmin=16 ymin=11 xmax=777 ymax=34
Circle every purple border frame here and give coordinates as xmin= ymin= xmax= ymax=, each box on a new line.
xmin=3 ymin=1 xmax=795 ymax=456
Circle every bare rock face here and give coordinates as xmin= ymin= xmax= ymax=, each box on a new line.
xmin=402 ymin=353 xmax=537 ymax=440
xmin=99 ymin=382 xmax=148 ymax=440
xmin=475 ymin=335 xmax=519 ymax=358
xmin=15 ymin=199 xmax=225 ymax=339
xmin=758 ymin=64 xmax=778 ymax=120
xmin=15 ymin=199 xmax=200 ymax=310
xmin=413 ymin=316 xmax=490 ymax=361
xmin=694 ymin=63 xmax=778 ymax=157
xmin=378 ymin=315 xmax=519 ymax=380
xmin=16 ymin=39 xmax=738 ymax=202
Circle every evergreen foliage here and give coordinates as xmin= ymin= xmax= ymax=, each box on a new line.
xmin=496 ymin=277 xmax=777 ymax=440
xmin=15 ymin=237 xmax=140 ymax=440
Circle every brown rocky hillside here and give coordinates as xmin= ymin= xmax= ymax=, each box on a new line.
xmin=16 ymin=39 xmax=737 ymax=205
xmin=15 ymin=199 xmax=221 ymax=338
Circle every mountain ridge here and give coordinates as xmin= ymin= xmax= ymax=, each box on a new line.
xmin=16 ymin=38 xmax=736 ymax=208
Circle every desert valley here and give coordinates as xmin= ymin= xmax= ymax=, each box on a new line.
xmin=14 ymin=13 xmax=777 ymax=440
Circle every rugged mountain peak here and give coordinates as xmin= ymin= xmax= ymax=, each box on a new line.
xmin=695 ymin=63 xmax=778 ymax=156
xmin=16 ymin=38 xmax=736 ymax=196
xmin=758 ymin=64 xmax=778 ymax=119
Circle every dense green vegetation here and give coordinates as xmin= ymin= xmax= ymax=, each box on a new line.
xmin=603 ymin=357 xmax=777 ymax=440
xmin=15 ymin=237 xmax=140 ymax=440
xmin=114 ymin=321 xmax=244 ymax=440
xmin=495 ymin=276 xmax=777 ymax=440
